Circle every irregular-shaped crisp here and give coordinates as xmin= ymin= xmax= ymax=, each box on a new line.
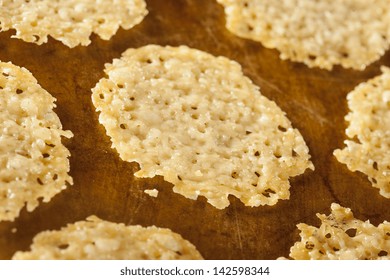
xmin=334 ymin=67 xmax=390 ymax=198
xmin=0 ymin=0 xmax=148 ymax=47
xmin=12 ymin=216 xmax=203 ymax=260
xmin=0 ymin=61 xmax=73 ymax=221
xmin=281 ymin=203 xmax=390 ymax=260
xmin=144 ymin=189 xmax=159 ymax=197
xmin=216 ymin=0 xmax=390 ymax=70
xmin=92 ymin=45 xmax=314 ymax=209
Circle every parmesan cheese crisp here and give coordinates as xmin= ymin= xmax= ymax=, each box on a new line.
xmin=0 ymin=0 xmax=148 ymax=47
xmin=92 ymin=45 xmax=314 ymax=209
xmin=334 ymin=67 xmax=390 ymax=198
xmin=12 ymin=216 xmax=203 ymax=260
xmin=216 ymin=0 xmax=390 ymax=70
xmin=281 ymin=203 xmax=390 ymax=260
xmin=0 ymin=61 xmax=73 ymax=221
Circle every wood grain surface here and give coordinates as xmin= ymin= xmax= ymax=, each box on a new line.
xmin=1 ymin=0 xmax=390 ymax=260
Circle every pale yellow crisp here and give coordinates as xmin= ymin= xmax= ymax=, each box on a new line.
xmin=0 ymin=0 xmax=148 ymax=47
xmin=334 ymin=67 xmax=390 ymax=198
xmin=0 ymin=61 xmax=73 ymax=221
xmin=92 ymin=45 xmax=314 ymax=209
xmin=217 ymin=0 xmax=390 ymax=70
xmin=13 ymin=216 xmax=203 ymax=260
xmin=281 ymin=204 xmax=390 ymax=260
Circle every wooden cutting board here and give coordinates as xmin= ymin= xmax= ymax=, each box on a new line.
xmin=1 ymin=0 xmax=390 ymax=260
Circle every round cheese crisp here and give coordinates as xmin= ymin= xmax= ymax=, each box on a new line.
xmin=0 ymin=61 xmax=73 ymax=221
xmin=334 ymin=67 xmax=390 ymax=198
xmin=0 ymin=0 xmax=148 ymax=47
xmin=91 ymin=45 xmax=314 ymax=209
xmin=216 ymin=0 xmax=390 ymax=70
xmin=12 ymin=216 xmax=203 ymax=260
xmin=281 ymin=203 xmax=390 ymax=260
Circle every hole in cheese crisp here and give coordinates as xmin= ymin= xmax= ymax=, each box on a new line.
xmin=12 ymin=216 xmax=203 ymax=260
xmin=91 ymin=45 xmax=314 ymax=209
xmin=216 ymin=0 xmax=390 ymax=70
xmin=280 ymin=203 xmax=390 ymax=260
xmin=0 ymin=0 xmax=148 ymax=48
xmin=334 ymin=67 xmax=390 ymax=199
xmin=0 ymin=61 xmax=73 ymax=222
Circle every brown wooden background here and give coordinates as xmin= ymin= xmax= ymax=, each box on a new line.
xmin=1 ymin=0 xmax=390 ymax=260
